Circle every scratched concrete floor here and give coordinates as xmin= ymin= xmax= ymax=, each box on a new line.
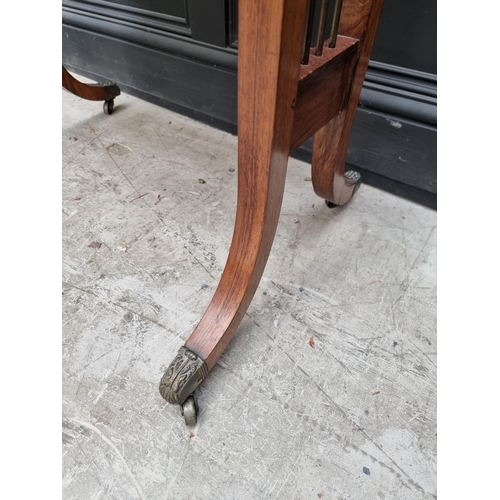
xmin=62 ymin=78 xmax=437 ymax=500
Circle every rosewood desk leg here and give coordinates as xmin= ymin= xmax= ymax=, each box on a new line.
xmin=311 ymin=0 xmax=384 ymax=208
xmin=159 ymin=0 xmax=309 ymax=425
xmin=62 ymin=66 xmax=120 ymax=115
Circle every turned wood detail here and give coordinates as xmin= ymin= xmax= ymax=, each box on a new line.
xmin=160 ymin=0 xmax=384 ymax=410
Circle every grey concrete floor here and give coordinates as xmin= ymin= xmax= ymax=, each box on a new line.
xmin=62 ymin=80 xmax=437 ymax=500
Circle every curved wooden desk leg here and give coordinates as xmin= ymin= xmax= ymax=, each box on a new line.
xmin=311 ymin=0 xmax=384 ymax=207
xmin=62 ymin=66 xmax=120 ymax=114
xmin=159 ymin=0 xmax=309 ymax=423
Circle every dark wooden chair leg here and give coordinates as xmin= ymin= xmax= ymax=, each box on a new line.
xmin=311 ymin=0 xmax=384 ymax=207
xmin=159 ymin=0 xmax=309 ymax=424
xmin=62 ymin=66 xmax=120 ymax=114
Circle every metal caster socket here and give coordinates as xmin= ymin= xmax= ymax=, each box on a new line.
xmin=344 ymin=170 xmax=362 ymax=193
xmin=325 ymin=170 xmax=361 ymax=208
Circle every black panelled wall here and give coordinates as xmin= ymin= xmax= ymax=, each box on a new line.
xmin=62 ymin=0 xmax=437 ymax=208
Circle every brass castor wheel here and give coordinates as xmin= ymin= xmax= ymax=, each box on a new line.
xmin=103 ymin=99 xmax=115 ymax=115
xmin=181 ymin=395 xmax=198 ymax=426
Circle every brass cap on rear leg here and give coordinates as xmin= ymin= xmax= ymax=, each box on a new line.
xmin=344 ymin=170 xmax=362 ymax=193
xmin=159 ymin=347 xmax=208 ymax=405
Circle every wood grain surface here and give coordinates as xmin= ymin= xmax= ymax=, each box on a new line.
xmin=185 ymin=0 xmax=309 ymax=369
xmin=290 ymin=36 xmax=359 ymax=153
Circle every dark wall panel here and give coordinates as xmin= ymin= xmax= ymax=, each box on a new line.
xmin=103 ymin=0 xmax=186 ymax=18
xmin=371 ymin=0 xmax=437 ymax=74
xmin=187 ymin=0 xmax=227 ymax=46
